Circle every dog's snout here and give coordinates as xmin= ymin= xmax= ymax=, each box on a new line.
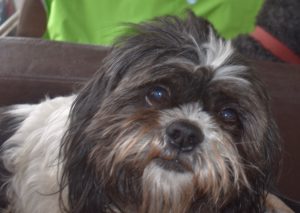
xmin=166 ymin=120 xmax=203 ymax=152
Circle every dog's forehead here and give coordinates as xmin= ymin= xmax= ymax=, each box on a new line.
xmin=108 ymin=15 xmax=254 ymax=93
xmin=117 ymin=39 xmax=250 ymax=90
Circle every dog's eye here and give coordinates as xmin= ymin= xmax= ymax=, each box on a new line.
xmin=219 ymin=108 xmax=239 ymax=123
xmin=146 ymin=86 xmax=170 ymax=106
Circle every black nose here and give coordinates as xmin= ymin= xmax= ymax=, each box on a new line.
xmin=166 ymin=120 xmax=203 ymax=152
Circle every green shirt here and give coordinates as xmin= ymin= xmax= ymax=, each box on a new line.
xmin=43 ymin=0 xmax=263 ymax=45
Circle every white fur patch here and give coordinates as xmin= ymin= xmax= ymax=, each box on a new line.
xmin=2 ymin=96 xmax=75 ymax=213
xmin=213 ymin=65 xmax=250 ymax=86
xmin=142 ymin=162 xmax=194 ymax=213
xmin=188 ymin=27 xmax=233 ymax=69
xmin=202 ymin=28 xmax=234 ymax=69
xmin=189 ymin=28 xmax=249 ymax=85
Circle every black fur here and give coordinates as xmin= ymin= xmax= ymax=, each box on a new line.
xmin=60 ymin=12 xmax=280 ymax=213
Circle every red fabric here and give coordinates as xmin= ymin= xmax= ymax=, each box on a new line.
xmin=251 ymin=26 xmax=300 ymax=64
xmin=5 ymin=0 xmax=16 ymax=16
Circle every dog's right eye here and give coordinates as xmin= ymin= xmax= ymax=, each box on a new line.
xmin=218 ymin=108 xmax=239 ymax=124
xmin=145 ymin=86 xmax=171 ymax=107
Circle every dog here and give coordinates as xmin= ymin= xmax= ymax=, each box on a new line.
xmin=0 ymin=12 xmax=292 ymax=212
xmin=233 ymin=0 xmax=300 ymax=63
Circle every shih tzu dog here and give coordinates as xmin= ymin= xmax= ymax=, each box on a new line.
xmin=0 ymin=12 xmax=292 ymax=213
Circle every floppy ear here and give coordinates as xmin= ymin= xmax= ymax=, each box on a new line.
xmin=58 ymin=68 xmax=110 ymax=212
xmin=59 ymin=57 xmax=129 ymax=212
xmin=69 ymin=53 xmax=128 ymax=127
xmin=71 ymin=69 xmax=110 ymax=124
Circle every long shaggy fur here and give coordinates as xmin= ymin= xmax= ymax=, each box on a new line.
xmin=1 ymin=12 xmax=281 ymax=213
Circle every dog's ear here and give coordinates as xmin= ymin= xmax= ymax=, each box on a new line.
xmin=71 ymin=69 xmax=109 ymax=123
xmin=60 ymin=60 xmax=127 ymax=212
xmin=59 ymin=69 xmax=108 ymax=213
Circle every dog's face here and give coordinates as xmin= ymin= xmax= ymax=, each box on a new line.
xmin=62 ymin=13 xmax=280 ymax=213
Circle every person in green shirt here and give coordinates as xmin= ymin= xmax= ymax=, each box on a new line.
xmin=20 ymin=0 xmax=263 ymax=46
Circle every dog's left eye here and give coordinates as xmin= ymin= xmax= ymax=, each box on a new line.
xmin=219 ymin=108 xmax=239 ymax=123
xmin=146 ymin=86 xmax=170 ymax=107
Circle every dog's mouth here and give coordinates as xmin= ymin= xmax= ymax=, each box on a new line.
xmin=153 ymin=157 xmax=192 ymax=173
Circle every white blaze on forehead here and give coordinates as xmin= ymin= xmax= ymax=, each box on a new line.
xmin=202 ymin=28 xmax=234 ymax=69
xmin=188 ymin=28 xmax=250 ymax=85
xmin=189 ymin=27 xmax=233 ymax=69
xmin=213 ymin=65 xmax=250 ymax=85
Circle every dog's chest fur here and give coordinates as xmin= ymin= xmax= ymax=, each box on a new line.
xmin=1 ymin=96 xmax=74 ymax=213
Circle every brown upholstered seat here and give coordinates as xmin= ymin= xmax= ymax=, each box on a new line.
xmin=0 ymin=37 xmax=300 ymax=203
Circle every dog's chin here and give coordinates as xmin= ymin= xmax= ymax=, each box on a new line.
xmin=153 ymin=158 xmax=188 ymax=173
xmin=142 ymin=160 xmax=195 ymax=213
xmin=151 ymin=149 xmax=196 ymax=174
